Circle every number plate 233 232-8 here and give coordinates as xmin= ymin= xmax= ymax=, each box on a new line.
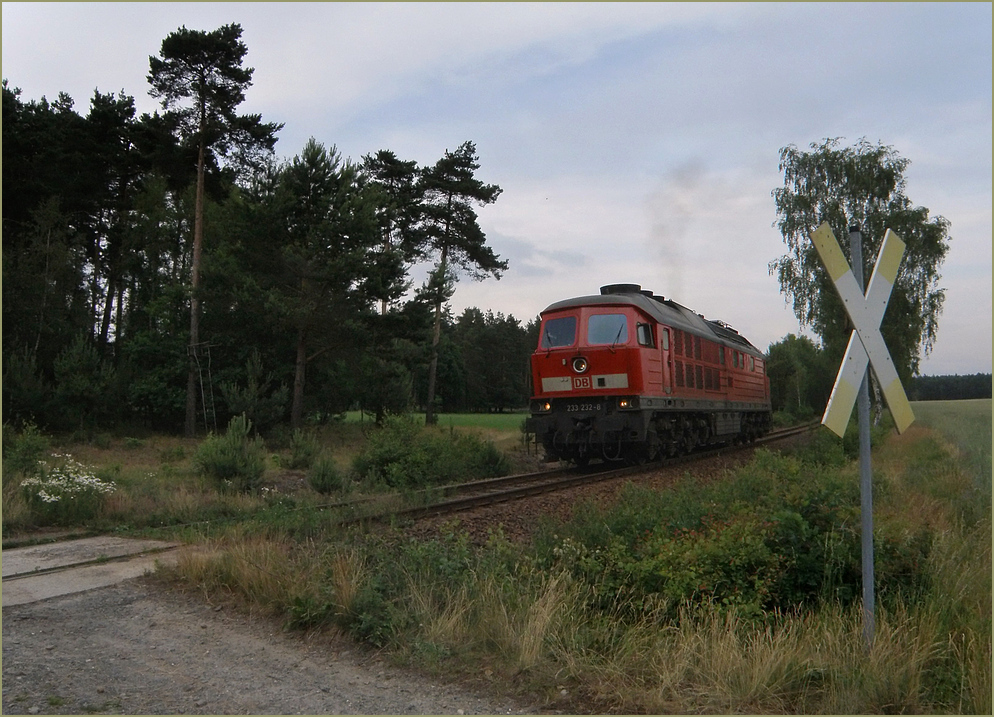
xmin=566 ymin=403 xmax=601 ymax=412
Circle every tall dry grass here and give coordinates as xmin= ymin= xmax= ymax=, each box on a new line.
xmin=171 ymin=535 xmax=320 ymax=611
xmin=401 ymin=568 xmax=578 ymax=673
xmin=538 ymin=594 xmax=988 ymax=714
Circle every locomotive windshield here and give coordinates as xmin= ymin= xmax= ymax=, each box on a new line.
xmin=540 ymin=316 xmax=577 ymax=348
xmin=587 ymin=314 xmax=629 ymax=346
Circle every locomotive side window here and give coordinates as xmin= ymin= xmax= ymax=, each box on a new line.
xmin=750 ymin=356 xmax=756 ymax=371
xmin=661 ymin=329 xmax=670 ymax=351
xmin=637 ymin=323 xmax=655 ymax=347
xmin=588 ymin=314 xmax=628 ymax=345
xmin=540 ymin=316 xmax=577 ymax=348
xmin=719 ymin=346 xmax=726 ymax=365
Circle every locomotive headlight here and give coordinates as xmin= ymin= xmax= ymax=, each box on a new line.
xmin=531 ymin=400 xmax=552 ymax=413
xmin=571 ymin=357 xmax=588 ymax=373
xmin=618 ymin=396 xmax=640 ymax=410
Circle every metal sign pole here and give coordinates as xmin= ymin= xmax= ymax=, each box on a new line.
xmin=849 ymin=226 xmax=875 ymax=650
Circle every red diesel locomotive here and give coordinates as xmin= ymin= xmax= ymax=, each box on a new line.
xmin=526 ymin=284 xmax=771 ymax=464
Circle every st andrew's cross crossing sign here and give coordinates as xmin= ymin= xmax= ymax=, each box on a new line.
xmin=811 ymin=222 xmax=915 ymax=437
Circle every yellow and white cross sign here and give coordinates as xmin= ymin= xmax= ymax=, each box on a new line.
xmin=811 ymin=222 xmax=915 ymax=436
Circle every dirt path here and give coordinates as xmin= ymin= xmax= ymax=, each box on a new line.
xmin=2 ymin=577 xmax=535 ymax=715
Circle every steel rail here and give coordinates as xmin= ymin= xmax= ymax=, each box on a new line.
xmin=338 ymin=420 xmax=819 ymax=525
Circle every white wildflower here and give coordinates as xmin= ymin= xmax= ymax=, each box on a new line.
xmin=20 ymin=453 xmax=116 ymax=503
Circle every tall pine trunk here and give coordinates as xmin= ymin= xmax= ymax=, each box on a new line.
xmin=292 ymin=326 xmax=307 ymax=429
xmin=425 ymin=245 xmax=448 ymax=426
xmin=184 ymin=136 xmax=206 ymax=437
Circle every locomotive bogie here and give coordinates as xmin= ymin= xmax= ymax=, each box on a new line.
xmin=527 ymin=284 xmax=772 ymax=464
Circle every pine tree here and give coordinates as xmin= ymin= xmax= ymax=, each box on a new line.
xmin=416 ymin=141 xmax=506 ymax=424
xmin=148 ymin=23 xmax=282 ymax=436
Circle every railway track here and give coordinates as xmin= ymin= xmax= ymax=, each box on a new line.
xmin=338 ymin=420 xmax=818 ymax=525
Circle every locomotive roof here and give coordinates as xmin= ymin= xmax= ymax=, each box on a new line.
xmin=542 ymin=286 xmax=765 ymax=357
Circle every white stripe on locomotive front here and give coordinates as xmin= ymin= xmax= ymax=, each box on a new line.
xmin=541 ymin=374 xmax=630 ymax=392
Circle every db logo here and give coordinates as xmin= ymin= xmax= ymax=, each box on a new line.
xmin=573 ymin=376 xmax=591 ymax=390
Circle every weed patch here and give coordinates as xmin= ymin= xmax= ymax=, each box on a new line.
xmin=194 ymin=414 xmax=266 ymax=492
xmin=308 ymin=457 xmax=347 ymax=495
xmin=351 ymin=417 xmax=510 ymax=488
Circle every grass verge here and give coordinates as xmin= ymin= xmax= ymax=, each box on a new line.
xmin=6 ymin=404 xmax=989 ymax=713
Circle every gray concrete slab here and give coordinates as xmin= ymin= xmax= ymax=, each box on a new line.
xmin=2 ymin=536 xmax=178 ymax=578
xmin=2 ymin=551 xmax=179 ymax=606
xmin=2 ymin=536 xmax=181 ymax=606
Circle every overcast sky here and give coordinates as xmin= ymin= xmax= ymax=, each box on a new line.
xmin=3 ymin=2 xmax=991 ymax=375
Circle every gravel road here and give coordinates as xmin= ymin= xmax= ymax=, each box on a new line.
xmin=2 ymin=577 xmax=535 ymax=715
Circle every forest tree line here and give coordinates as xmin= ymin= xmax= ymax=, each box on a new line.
xmin=907 ymin=374 xmax=992 ymax=402
xmin=2 ymin=24 xmax=534 ymax=435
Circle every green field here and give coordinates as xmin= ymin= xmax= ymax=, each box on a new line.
xmin=345 ymin=410 xmax=528 ymax=431
xmin=912 ymin=398 xmax=991 ymax=492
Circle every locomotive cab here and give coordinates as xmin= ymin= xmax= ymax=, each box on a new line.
xmin=527 ymin=287 xmax=665 ymax=464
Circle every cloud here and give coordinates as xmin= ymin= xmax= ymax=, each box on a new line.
xmin=2 ymin=2 xmax=988 ymax=372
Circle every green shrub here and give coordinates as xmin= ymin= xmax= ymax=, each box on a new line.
xmin=317 ymin=528 xmax=520 ymax=648
xmin=351 ymin=418 xmax=421 ymax=485
xmin=309 ymin=457 xmax=346 ymax=495
xmin=797 ymin=429 xmax=848 ymax=466
xmin=351 ymin=417 xmax=511 ymax=488
xmin=540 ymin=447 xmax=929 ymax=620
xmin=194 ymin=414 xmax=266 ymax=492
xmin=465 ymin=437 xmax=513 ymax=477
xmin=284 ymin=429 xmax=320 ymax=470
xmin=3 ymin=422 xmax=50 ymax=478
